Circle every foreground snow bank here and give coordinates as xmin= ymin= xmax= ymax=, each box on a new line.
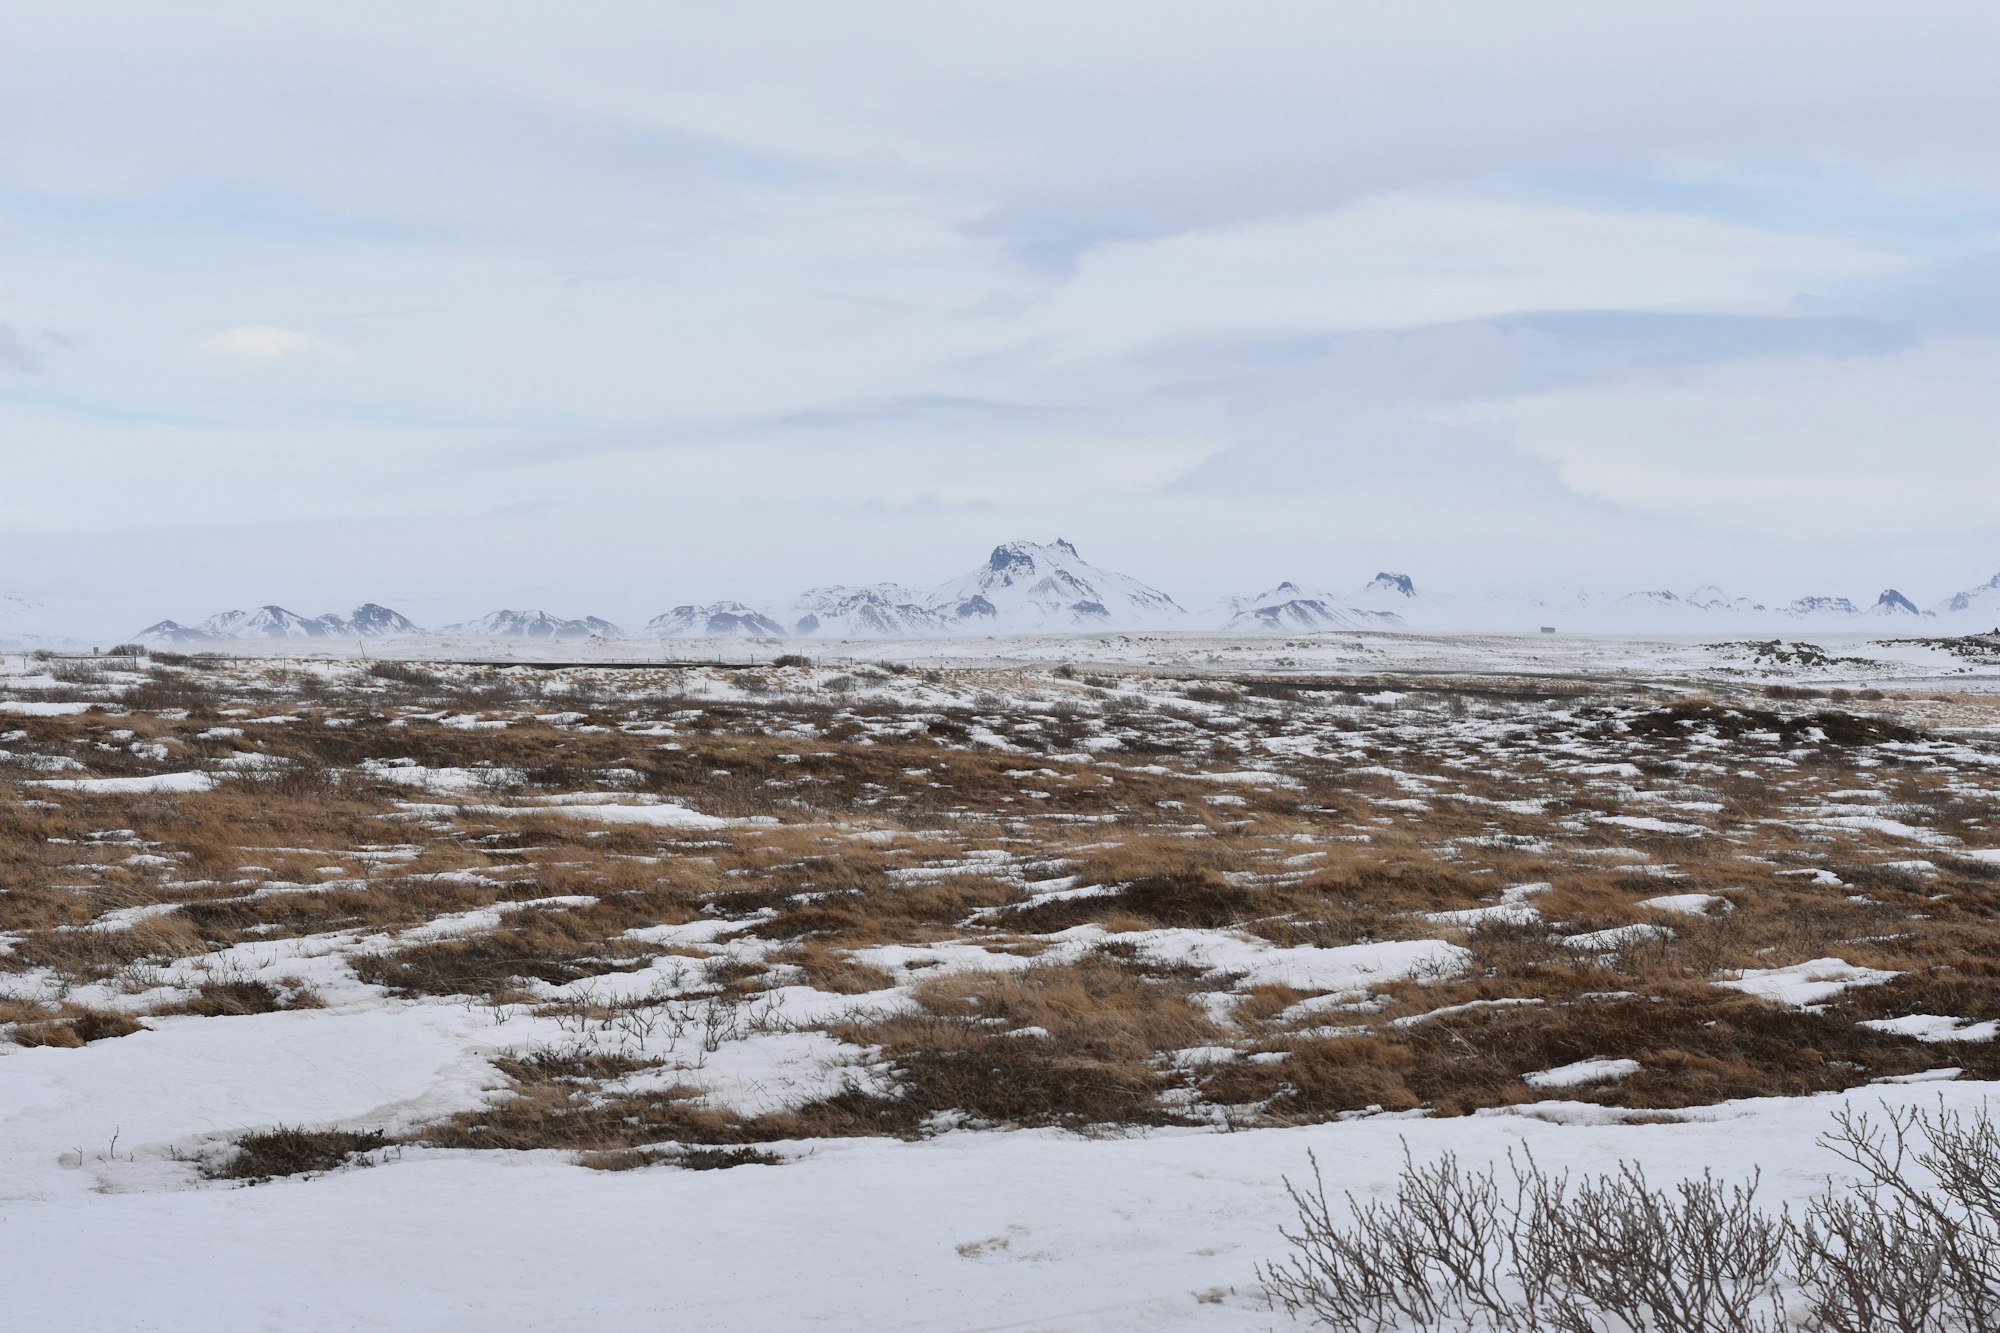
xmin=2 ymin=1043 xmax=1988 ymax=1331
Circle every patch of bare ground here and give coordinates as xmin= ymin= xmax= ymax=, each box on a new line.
xmin=7 ymin=655 xmax=1999 ymax=1155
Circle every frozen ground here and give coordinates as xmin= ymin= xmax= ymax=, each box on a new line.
xmin=4 ymin=1055 xmax=1988 ymax=1332
xmin=2 ymin=637 xmax=1996 ymax=1330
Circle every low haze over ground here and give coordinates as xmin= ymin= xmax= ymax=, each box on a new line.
xmin=2 ymin=3 xmax=1997 ymax=634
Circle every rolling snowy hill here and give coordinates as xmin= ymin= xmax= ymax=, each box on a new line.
xmin=1221 ymin=582 xmax=1403 ymax=632
xmin=792 ymin=586 xmax=950 ymax=637
xmin=439 ymin=610 xmax=622 ymax=640
xmin=646 ymin=603 xmax=786 ymax=637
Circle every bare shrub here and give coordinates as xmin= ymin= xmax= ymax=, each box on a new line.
xmin=1794 ymin=1102 xmax=2000 ymax=1331
xmin=1263 ymin=1099 xmax=1998 ymax=1332
xmin=121 ymin=671 xmax=219 ymax=711
xmin=47 ymin=658 xmax=107 ymax=684
xmin=367 ymin=660 xmax=443 ymax=688
xmin=218 ymin=755 xmax=339 ymax=799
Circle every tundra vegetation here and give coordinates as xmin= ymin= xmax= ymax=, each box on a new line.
xmin=2 ymin=650 xmax=1996 ymax=1319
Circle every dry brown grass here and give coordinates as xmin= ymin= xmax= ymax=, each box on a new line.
xmin=350 ymin=907 xmax=664 ymax=997
xmin=2 ymin=999 xmax=148 ymax=1047
xmin=6 ymin=656 xmax=1998 ymax=1133
xmin=823 ymin=956 xmax=1221 ymax=1130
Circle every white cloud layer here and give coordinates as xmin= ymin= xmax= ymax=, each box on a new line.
xmin=0 ymin=2 xmax=1994 ymax=632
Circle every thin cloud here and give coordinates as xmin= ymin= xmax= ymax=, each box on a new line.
xmin=201 ymin=325 xmax=352 ymax=366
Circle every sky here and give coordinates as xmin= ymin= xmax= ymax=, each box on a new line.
xmin=2 ymin=2 xmax=1997 ymax=636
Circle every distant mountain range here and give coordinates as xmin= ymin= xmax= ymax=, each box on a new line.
xmin=137 ymin=603 xmax=420 ymax=644
xmin=129 ymin=542 xmax=2000 ymax=642
xmin=657 ymin=539 xmax=1189 ymax=637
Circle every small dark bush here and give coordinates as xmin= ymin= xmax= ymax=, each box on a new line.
xmin=998 ymin=870 xmax=1254 ymax=932
xmin=207 ymin=1126 xmax=387 ymax=1181
xmin=180 ymin=978 xmax=323 ymax=1018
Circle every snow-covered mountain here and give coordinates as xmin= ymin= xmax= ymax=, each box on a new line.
xmin=646 ymin=602 xmax=785 ymax=637
xmin=197 ymin=606 xmax=333 ymax=639
xmin=792 ymin=586 xmax=950 ymax=637
xmin=1361 ymin=572 xmax=1417 ymax=601
xmin=1620 ymin=590 xmax=1685 ymax=613
xmin=1868 ymin=589 xmax=1928 ymax=618
xmin=1937 ymin=573 xmax=2000 ymax=620
xmin=440 ymin=610 xmax=622 ymax=640
xmin=925 ymin=539 xmax=1185 ymax=632
xmin=133 ymin=620 xmax=216 ymax=645
xmin=348 ymin=603 xmax=422 ymax=636
xmin=785 ymin=540 xmax=1186 ymax=637
xmin=1686 ymin=586 xmax=1768 ymax=613
xmin=1221 ymin=582 xmax=1403 ymax=632
xmin=1788 ymin=596 xmax=1861 ymax=618
xmin=134 ymin=603 xmax=424 ymax=644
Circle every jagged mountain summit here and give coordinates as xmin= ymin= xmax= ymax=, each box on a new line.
xmin=925 ymin=539 xmax=1185 ymax=632
xmin=1788 ymin=596 xmax=1861 ymax=618
xmin=646 ymin=603 xmax=785 ymax=637
xmin=134 ymin=604 xmax=424 ymax=644
xmin=1222 ymin=582 xmax=1403 ymax=632
xmin=792 ymin=586 xmax=949 ymax=637
xmin=786 ymin=539 xmax=1186 ymax=636
xmin=1869 ymin=589 xmax=1927 ymax=617
xmin=440 ymin=610 xmax=622 ymax=640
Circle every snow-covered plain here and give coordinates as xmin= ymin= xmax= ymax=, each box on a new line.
xmin=5 ymin=1058 xmax=1988 ymax=1332
xmin=117 ymin=626 xmax=2000 ymax=698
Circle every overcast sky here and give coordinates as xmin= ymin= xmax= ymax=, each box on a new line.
xmin=3 ymin=2 xmax=1997 ymax=634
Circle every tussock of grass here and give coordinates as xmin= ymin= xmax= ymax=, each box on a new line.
xmin=178 ymin=976 xmax=325 ymax=1017
xmin=207 ymin=1126 xmax=387 ymax=1181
